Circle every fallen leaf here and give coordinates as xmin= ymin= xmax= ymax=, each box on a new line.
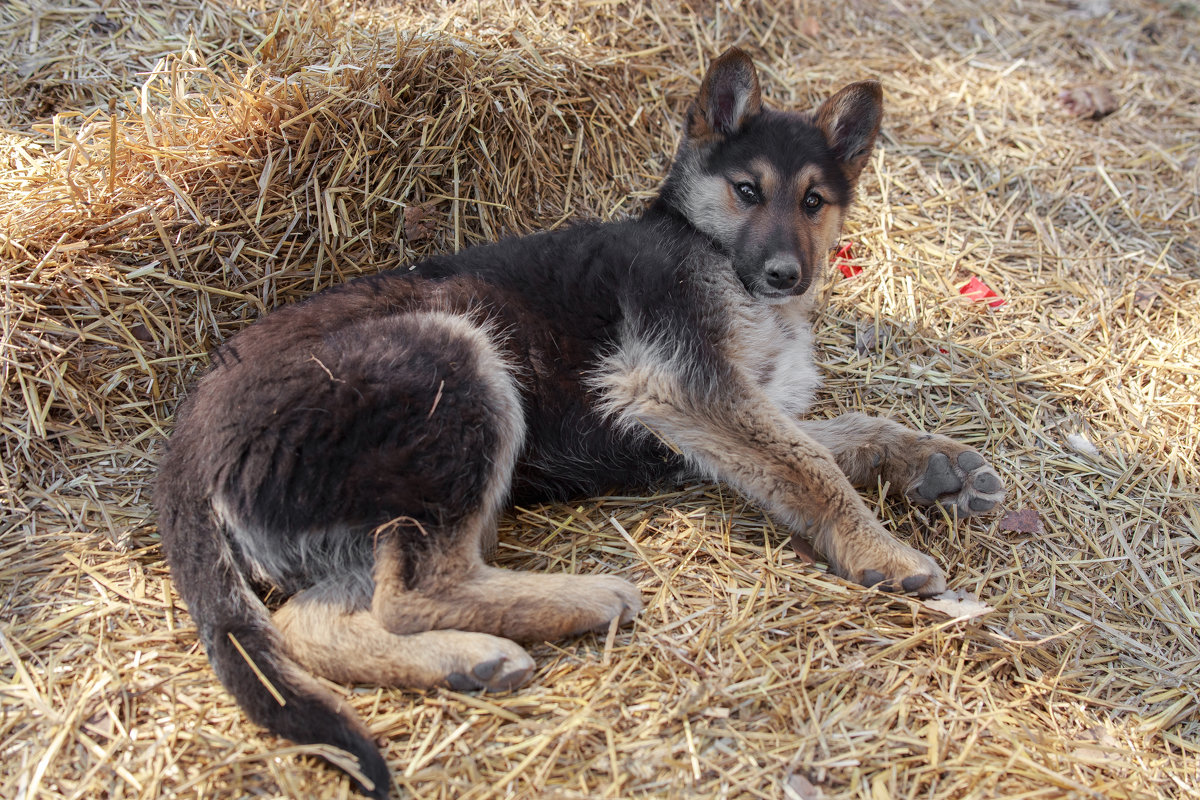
xmin=784 ymin=772 xmax=823 ymax=800
xmin=91 ymin=13 xmax=121 ymax=34
xmin=1072 ymin=726 xmax=1125 ymax=764
xmin=1000 ymin=508 xmax=1044 ymax=535
xmin=403 ymin=202 xmax=440 ymax=244
xmin=1059 ymin=85 xmax=1118 ymax=119
xmin=790 ymin=531 xmax=819 ymax=565
xmin=1133 ymin=281 xmax=1161 ymax=310
xmin=921 ymin=589 xmax=994 ymax=620
xmin=854 ymin=323 xmax=879 ymax=355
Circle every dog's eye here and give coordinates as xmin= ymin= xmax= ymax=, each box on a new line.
xmin=734 ymin=182 xmax=761 ymax=204
xmin=804 ymin=192 xmax=824 ymax=211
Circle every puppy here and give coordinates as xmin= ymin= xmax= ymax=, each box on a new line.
xmin=156 ymin=48 xmax=1004 ymax=798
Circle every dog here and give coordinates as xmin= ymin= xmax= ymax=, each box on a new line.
xmin=156 ymin=47 xmax=1005 ymax=798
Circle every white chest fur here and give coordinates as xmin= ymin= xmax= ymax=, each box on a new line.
xmin=728 ymin=297 xmax=821 ymax=417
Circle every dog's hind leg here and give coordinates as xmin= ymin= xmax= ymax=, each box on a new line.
xmin=370 ymin=527 xmax=642 ymax=645
xmin=276 ymin=552 xmax=641 ymax=695
xmin=264 ymin=309 xmax=638 ymax=691
xmin=274 ymin=583 xmax=537 ymax=692
xmin=794 ymin=413 xmax=1005 ymax=516
xmin=339 ymin=310 xmax=639 ymax=662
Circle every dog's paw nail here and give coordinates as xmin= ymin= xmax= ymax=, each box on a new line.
xmin=472 ymin=657 xmax=505 ymax=682
xmin=957 ymin=451 xmax=986 ymax=472
xmin=919 ymin=453 xmax=961 ymax=500
xmin=490 ymin=664 xmax=532 ymax=691
xmin=901 ymin=574 xmax=931 ymax=593
xmin=861 ymin=569 xmax=886 ymax=588
xmin=445 ymin=672 xmax=479 ymax=692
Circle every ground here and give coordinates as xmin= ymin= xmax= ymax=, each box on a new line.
xmin=1 ymin=1 xmax=1198 ymax=798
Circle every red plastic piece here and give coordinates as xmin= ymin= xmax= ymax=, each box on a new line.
xmin=959 ymin=276 xmax=1005 ymax=307
xmin=834 ymin=242 xmax=861 ymax=278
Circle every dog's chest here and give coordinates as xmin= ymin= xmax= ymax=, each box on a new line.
xmin=731 ymin=303 xmax=820 ymax=417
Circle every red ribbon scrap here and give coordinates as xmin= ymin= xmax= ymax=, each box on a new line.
xmin=959 ymin=276 xmax=1005 ymax=307
xmin=831 ymin=245 xmax=1004 ymax=309
xmin=833 ymin=242 xmax=861 ymax=278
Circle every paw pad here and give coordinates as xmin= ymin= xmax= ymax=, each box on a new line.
xmin=912 ymin=449 xmax=1005 ymax=517
xmin=917 ymin=453 xmax=962 ymax=501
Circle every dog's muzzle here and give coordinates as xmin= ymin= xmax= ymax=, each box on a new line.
xmin=763 ymin=255 xmax=809 ymax=295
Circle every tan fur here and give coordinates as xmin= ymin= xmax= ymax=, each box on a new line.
xmin=274 ymin=540 xmax=639 ymax=691
xmin=275 ymin=596 xmax=535 ymax=690
xmin=796 ymin=413 xmax=1006 ymax=511
xmin=371 ymin=533 xmax=641 ymax=642
xmin=593 ymin=350 xmax=945 ymax=593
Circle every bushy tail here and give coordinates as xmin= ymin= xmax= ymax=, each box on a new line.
xmin=158 ymin=492 xmax=390 ymax=799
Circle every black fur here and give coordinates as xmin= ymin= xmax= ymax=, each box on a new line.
xmin=157 ymin=495 xmax=393 ymax=796
xmin=405 ymin=220 xmax=698 ymax=501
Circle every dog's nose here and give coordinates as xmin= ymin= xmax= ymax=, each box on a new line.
xmin=765 ymin=260 xmax=800 ymax=290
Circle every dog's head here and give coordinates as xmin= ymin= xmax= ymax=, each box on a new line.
xmin=662 ymin=48 xmax=882 ymax=303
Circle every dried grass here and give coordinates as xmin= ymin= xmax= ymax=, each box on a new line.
xmin=2 ymin=0 xmax=1199 ymax=798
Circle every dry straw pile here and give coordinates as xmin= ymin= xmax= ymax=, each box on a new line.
xmin=2 ymin=0 xmax=1198 ymax=797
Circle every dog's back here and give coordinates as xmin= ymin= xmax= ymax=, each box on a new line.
xmin=406 ymin=219 xmax=696 ymax=499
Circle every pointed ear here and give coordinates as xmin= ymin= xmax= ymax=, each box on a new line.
xmin=815 ymin=81 xmax=883 ymax=183
xmin=688 ymin=47 xmax=762 ymax=140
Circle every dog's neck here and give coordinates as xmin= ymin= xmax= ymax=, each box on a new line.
xmin=642 ymin=191 xmax=727 ymax=255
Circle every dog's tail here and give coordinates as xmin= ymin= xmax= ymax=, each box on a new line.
xmin=157 ymin=486 xmax=390 ymax=799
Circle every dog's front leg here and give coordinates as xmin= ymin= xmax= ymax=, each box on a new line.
xmin=793 ymin=413 xmax=1005 ymax=516
xmin=601 ymin=366 xmax=947 ymax=595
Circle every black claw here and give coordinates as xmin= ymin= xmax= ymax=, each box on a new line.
xmin=493 ymin=665 xmax=532 ymax=691
xmin=901 ymin=574 xmax=931 ymax=593
xmin=957 ymin=451 xmax=986 ymax=471
xmin=861 ymin=569 xmax=886 ymax=588
xmin=472 ymin=657 xmax=505 ymax=682
xmin=919 ymin=453 xmax=962 ymax=500
xmin=969 ymin=497 xmax=995 ymax=512
xmin=974 ymin=471 xmax=1003 ymax=494
xmin=445 ymin=672 xmax=479 ymax=692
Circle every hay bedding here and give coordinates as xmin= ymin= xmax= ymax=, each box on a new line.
xmin=1 ymin=0 xmax=1198 ymax=797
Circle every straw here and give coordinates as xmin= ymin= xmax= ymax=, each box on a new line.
xmin=2 ymin=1 xmax=1198 ymax=798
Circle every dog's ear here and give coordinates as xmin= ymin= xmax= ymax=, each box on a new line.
xmin=815 ymin=81 xmax=883 ymax=183
xmin=688 ymin=47 xmax=762 ymax=140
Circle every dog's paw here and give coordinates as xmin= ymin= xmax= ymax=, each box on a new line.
xmin=442 ymin=635 xmax=536 ymax=693
xmin=809 ymin=516 xmax=948 ymax=597
xmin=908 ymin=445 xmax=1005 ymax=517
xmin=555 ymin=574 xmax=643 ymax=636
xmin=842 ymin=541 xmax=947 ymax=597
